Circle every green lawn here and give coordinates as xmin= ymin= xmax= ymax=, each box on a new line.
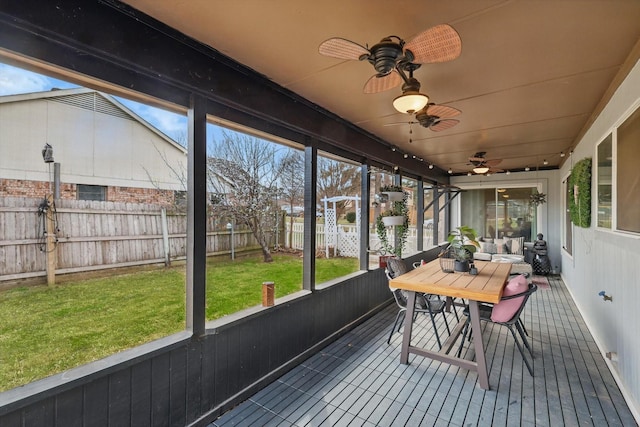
xmin=0 ymin=255 xmax=358 ymax=392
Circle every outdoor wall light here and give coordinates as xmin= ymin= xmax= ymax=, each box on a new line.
xmin=42 ymin=143 xmax=54 ymax=163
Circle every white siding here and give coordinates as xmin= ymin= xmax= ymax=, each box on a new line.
xmin=0 ymin=90 xmax=186 ymax=191
xmin=560 ymin=58 xmax=640 ymax=419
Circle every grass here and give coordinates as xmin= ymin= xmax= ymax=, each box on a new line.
xmin=0 ymin=254 xmax=358 ymax=392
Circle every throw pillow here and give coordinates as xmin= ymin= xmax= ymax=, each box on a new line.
xmin=508 ymin=236 xmax=525 ymax=255
xmin=494 ymin=239 xmax=509 ymax=254
xmin=491 ymin=274 xmax=528 ymax=322
xmin=479 ymin=241 xmax=498 ymax=254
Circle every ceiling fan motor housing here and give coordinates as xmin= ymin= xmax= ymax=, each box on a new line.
xmin=368 ymin=38 xmax=404 ymax=74
xmin=416 ymin=110 xmax=437 ymax=127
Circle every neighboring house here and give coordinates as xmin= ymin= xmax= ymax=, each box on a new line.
xmin=0 ymin=88 xmax=187 ymax=206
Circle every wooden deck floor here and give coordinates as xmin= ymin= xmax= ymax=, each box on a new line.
xmin=210 ymin=276 xmax=637 ymax=426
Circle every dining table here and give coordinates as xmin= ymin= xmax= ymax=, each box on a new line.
xmin=389 ymin=259 xmax=511 ymax=390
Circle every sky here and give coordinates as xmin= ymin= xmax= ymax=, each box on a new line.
xmin=0 ymin=62 xmax=189 ymax=142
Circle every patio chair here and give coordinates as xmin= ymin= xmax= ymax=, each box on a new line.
xmin=456 ymin=276 xmax=538 ymax=376
xmin=386 ymin=258 xmax=451 ymax=348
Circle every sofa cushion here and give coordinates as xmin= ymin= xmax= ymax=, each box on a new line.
xmin=491 ymin=274 xmax=528 ymax=322
xmin=473 ymin=252 xmax=493 ymax=261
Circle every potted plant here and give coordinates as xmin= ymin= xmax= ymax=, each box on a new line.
xmin=443 ymin=225 xmax=480 ymax=272
xmin=379 ymin=184 xmax=405 ymax=202
xmin=375 ymin=186 xmax=409 ymax=259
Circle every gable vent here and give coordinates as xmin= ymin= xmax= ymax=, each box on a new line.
xmin=51 ymin=92 xmax=134 ymax=120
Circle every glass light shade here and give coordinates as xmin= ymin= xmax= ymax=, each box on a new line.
xmin=393 ymin=92 xmax=429 ymax=114
xmin=473 ymin=166 xmax=490 ymax=174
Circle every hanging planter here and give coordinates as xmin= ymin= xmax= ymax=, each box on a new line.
xmin=529 ymin=190 xmax=547 ymax=207
xmin=375 ymin=185 xmax=409 ymax=258
xmin=382 ymin=191 xmax=405 ymax=202
xmin=382 ymin=215 xmax=405 ymax=226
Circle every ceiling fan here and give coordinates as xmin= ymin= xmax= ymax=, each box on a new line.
xmin=385 ymin=103 xmax=461 ymax=133
xmin=468 ymin=152 xmax=503 ymax=174
xmin=318 ymin=24 xmax=462 ymax=95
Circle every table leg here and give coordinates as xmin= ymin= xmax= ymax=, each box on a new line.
xmin=400 ymin=291 xmax=416 ymax=364
xmin=469 ymin=300 xmax=490 ymax=390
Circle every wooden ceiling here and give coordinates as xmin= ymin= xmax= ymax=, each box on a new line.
xmin=122 ymin=0 xmax=640 ymax=175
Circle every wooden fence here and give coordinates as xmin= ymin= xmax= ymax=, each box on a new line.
xmin=0 ymin=197 xmax=266 ymax=283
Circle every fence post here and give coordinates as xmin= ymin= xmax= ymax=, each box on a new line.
xmin=161 ymin=208 xmax=170 ymax=266
xmin=45 ymin=194 xmax=57 ymax=286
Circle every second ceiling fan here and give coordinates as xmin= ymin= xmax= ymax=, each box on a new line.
xmin=468 ymin=152 xmax=503 ymax=174
xmin=385 ymin=103 xmax=462 ymax=133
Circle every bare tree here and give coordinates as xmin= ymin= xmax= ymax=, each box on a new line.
xmin=317 ymin=156 xmax=361 ymax=218
xmin=207 ymin=131 xmax=287 ymax=262
xmin=278 ymin=151 xmax=304 ymax=247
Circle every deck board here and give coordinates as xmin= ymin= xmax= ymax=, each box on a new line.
xmin=211 ymin=276 xmax=637 ymax=426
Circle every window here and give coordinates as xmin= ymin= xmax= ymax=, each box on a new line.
xmin=316 ymin=151 xmax=361 ymax=279
xmin=423 ymin=185 xmax=436 ymax=249
xmin=460 ymin=187 xmax=537 ymax=242
xmin=0 ymin=62 xmax=188 ymax=392
xmin=77 ymin=184 xmax=106 ymax=201
xmin=616 ymin=105 xmax=640 ymax=233
xmin=596 ymin=134 xmax=612 ymax=229
xmin=401 ymin=177 xmax=419 ymax=256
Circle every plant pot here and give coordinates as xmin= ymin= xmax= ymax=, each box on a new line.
xmin=381 ymin=215 xmax=404 ymax=226
xmin=454 ymin=259 xmax=470 ymax=272
xmin=379 ymin=255 xmax=392 ymax=268
xmin=382 ymin=191 xmax=404 ymax=202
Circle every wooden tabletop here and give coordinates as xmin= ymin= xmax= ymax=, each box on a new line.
xmin=389 ymin=259 xmax=511 ymax=304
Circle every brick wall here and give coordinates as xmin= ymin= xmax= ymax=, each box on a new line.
xmin=0 ymin=179 xmax=176 ymax=207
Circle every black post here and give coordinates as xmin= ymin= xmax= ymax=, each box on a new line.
xmin=186 ymin=94 xmax=207 ymax=337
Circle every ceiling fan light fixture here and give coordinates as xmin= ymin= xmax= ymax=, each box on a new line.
xmin=393 ymin=91 xmax=429 ymax=114
xmin=473 ymin=166 xmax=490 ymax=174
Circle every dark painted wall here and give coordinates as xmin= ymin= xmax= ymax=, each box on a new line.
xmin=0 ymin=251 xmax=438 ymax=426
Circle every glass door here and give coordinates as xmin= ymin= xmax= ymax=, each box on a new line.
xmin=461 ymin=187 xmax=537 ymax=241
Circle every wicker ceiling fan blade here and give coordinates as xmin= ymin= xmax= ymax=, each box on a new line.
xmin=319 ymin=37 xmax=370 ymax=60
xmin=363 ymin=71 xmax=402 ymax=93
xmin=429 ymin=119 xmax=459 ymax=132
xmin=485 ymin=158 xmax=503 ymax=166
xmin=404 ymin=24 xmax=462 ymax=64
